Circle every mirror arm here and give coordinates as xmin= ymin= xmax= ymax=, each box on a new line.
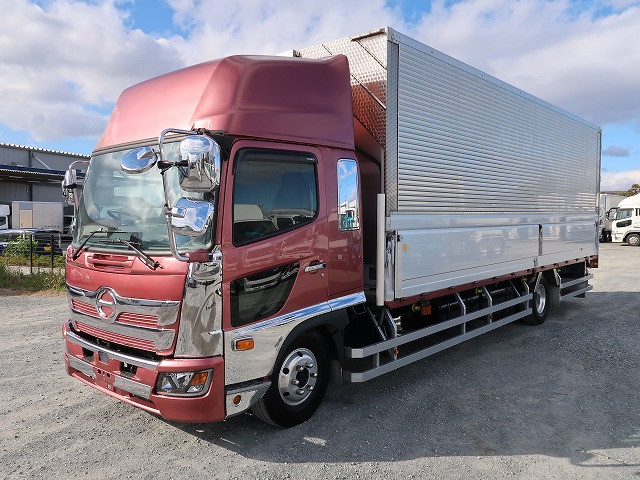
xmin=158 ymin=128 xmax=196 ymax=262
xmin=160 ymin=169 xmax=190 ymax=262
xmin=158 ymin=128 xmax=194 ymax=166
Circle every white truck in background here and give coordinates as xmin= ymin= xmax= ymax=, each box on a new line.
xmin=0 ymin=201 xmax=64 ymax=231
xmin=611 ymin=193 xmax=640 ymax=246
xmin=0 ymin=205 xmax=9 ymax=230
xmin=599 ymin=193 xmax=624 ymax=242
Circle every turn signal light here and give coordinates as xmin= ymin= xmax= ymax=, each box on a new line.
xmin=234 ymin=338 xmax=255 ymax=351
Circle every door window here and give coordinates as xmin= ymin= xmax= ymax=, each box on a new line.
xmin=233 ymin=150 xmax=318 ymax=245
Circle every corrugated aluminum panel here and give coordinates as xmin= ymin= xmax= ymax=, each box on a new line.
xmin=299 ymin=28 xmax=601 ymax=216
xmin=392 ymin=32 xmax=600 ymax=215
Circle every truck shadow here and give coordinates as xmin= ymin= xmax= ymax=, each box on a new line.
xmin=167 ymin=291 xmax=640 ymax=470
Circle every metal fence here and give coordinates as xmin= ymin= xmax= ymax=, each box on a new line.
xmin=0 ymin=231 xmax=67 ymax=272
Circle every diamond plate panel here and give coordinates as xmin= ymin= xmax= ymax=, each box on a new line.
xmin=298 ymin=31 xmax=388 ymax=151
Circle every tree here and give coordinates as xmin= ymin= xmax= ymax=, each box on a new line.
xmin=621 ymin=183 xmax=640 ymax=196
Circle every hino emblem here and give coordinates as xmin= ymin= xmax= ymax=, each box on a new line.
xmin=95 ymin=287 xmax=118 ymax=321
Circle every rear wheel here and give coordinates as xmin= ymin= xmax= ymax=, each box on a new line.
xmin=627 ymin=234 xmax=640 ymax=246
xmin=522 ymin=276 xmax=549 ymax=325
xmin=251 ymin=331 xmax=330 ymax=427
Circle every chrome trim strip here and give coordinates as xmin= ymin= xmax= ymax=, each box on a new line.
xmin=175 ymin=250 xmax=224 ymax=358
xmin=328 ymin=291 xmax=366 ymax=311
xmin=225 ymin=381 xmax=271 ymax=418
xmin=234 ymin=291 xmax=366 ymax=337
xmin=225 ymin=292 xmax=366 ymax=386
xmin=70 ymin=311 xmax=176 ymax=350
xmin=66 ymin=328 xmax=160 ymax=371
xmin=67 ymin=284 xmax=181 ymax=326
xmin=113 ymin=375 xmax=152 ymax=400
xmin=234 ymin=302 xmax=332 ymax=336
xmin=67 ymin=355 xmax=96 ymax=378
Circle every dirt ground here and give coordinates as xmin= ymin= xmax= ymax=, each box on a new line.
xmin=0 ymin=243 xmax=638 ymax=479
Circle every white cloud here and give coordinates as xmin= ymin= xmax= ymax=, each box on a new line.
xmin=0 ymin=0 xmax=184 ymax=141
xmin=2 ymin=0 xmax=640 ymax=149
xmin=601 ymin=169 xmax=640 ymax=190
xmin=410 ymin=0 xmax=640 ymax=126
xmin=167 ymin=0 xmax=405 ymax=65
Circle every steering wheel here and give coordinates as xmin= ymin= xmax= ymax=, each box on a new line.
xmin=107 ymin=209 xmax=141 ymax=225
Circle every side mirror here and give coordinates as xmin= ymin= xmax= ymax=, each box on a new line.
xmin=62 ymin=169 xmax=78 ymax=205
xmin=62 ymin=169 xmax=77 ymax=190
xmin=61 ymin=160 xmax=89 ymax=207
xmin=121 ymin=146 xmax=157 ymax=174
xmin=178 ymin=136 xmax=221 ymax=192
xmin=170 ymin=197 xmax=214 ymax=237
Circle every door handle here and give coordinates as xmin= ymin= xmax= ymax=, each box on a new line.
xmin=304 ymin=262 xmax=326 ymax=273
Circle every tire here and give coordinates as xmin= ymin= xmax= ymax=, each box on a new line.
xmin=251 ymin=331 xmax=330 ymax=427
xmin=627 ymin=234 xmax=640 ymax=247
xmin=522 ymin=276 xmax=549 ymax=325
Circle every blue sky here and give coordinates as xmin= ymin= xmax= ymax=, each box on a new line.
xmin=1 ymin=0 xmax=639 ymax=190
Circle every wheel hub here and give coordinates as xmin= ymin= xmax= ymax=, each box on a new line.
xmin=535 ymin=282 xmax=547 ymax=315
xmin=277 ymin=348 xmax=318 ymax=406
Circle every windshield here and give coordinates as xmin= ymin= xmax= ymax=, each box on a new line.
xmin=74 ymin=142 xmax=214 ymax=253
xmin=615 ymin=209 xmax=632 ymax=220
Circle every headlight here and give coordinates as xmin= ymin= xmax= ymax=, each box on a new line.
xmin=156 ymin=370 xmax=212 ymax=396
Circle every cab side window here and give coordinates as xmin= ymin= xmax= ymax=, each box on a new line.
xmin=337 ymin=159 xmax=360 ymax=231
xmin=233 ymin=149 xmax=318 ymax=246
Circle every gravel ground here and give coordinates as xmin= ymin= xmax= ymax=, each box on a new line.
xmin=0 ymin=243 xmax=638 ymax=479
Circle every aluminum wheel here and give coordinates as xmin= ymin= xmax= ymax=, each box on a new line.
xmin=534 ymin=281 xmax=547 ymax=316
xmin=277 ymin=348 xmax=319 ymax=406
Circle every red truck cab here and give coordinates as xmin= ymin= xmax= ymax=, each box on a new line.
xmin=63 ymin=54 xmax=370 ymax=426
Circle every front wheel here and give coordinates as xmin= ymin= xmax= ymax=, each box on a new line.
xmin=251 ymin=331 xmax=330 ymax=427
xmin=522 ymin=276 xmax=549 ymax=325
xmin=627 ymin=234 xmax=640 ymax=246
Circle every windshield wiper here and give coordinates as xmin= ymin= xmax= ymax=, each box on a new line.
xmin=72 ymin=228 xmax=110 ymax=260
xmin=102 ymin=238 xmax=162 ymax=271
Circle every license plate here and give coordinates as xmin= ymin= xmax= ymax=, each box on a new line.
xmin=44 ymin=246 xmax=51 ymax=251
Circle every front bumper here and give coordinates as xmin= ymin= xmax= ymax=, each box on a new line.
xmin=63 ymin=322 xmax=225 ymax=423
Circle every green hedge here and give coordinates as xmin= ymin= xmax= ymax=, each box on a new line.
xmin=0 ymin=263 xmax=66 ymax=291
xmin=0 ymin=254 xmax=66 ymax=268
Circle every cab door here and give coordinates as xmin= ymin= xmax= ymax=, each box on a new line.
xmin=220 ymin=141 xmax=328 ymax=331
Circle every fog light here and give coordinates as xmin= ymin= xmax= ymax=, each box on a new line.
xmin=156 ymin=369 xmax=212 ymax=396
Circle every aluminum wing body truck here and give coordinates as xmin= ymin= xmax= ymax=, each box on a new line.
xmin=62 ymin=28 xmax=600 ymax=427
xmin=611 ymin=193 xmax=640 ymax=246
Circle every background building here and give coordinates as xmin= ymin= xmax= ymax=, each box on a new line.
xmin=0 ymin=143 xmax=89 ymax=232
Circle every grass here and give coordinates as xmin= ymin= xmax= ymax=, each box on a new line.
xmin=0 ymin=262 xmax=66 ymax=292
xmin=0 ymin=254 xmax=66 ymax=268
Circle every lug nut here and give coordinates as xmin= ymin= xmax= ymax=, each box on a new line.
xmin=296 ymin=365 xmax=304 ymax=371
xmin=310 ymin=372 xmax=318 ymax=378
xmin=296 ymin=388 xmax=305 ymax=395
xmin=305 ymin=362 xmax=314 ymax=368
xmin=291 ymin=379 xmax=299 ymax=385
xmin=307 ymin=385 xmax=314 ymax=391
